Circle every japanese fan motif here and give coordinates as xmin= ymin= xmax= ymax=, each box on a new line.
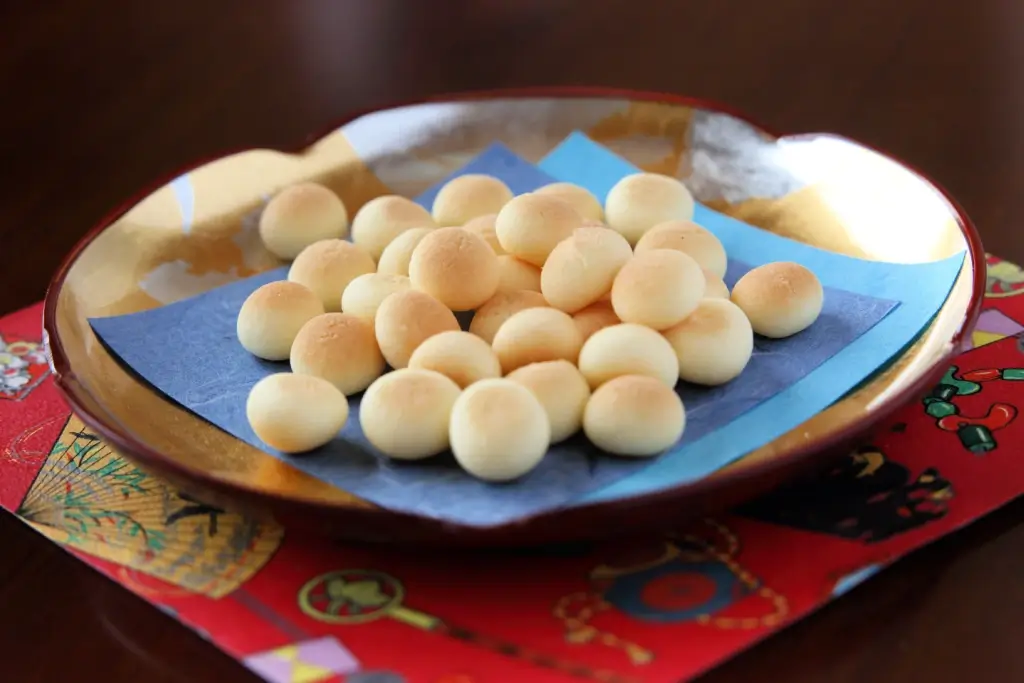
xmin=16 ymin=415 xmax=283 ymax=597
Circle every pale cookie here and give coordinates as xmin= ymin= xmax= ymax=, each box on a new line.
xmin=611 ymin=250 xmax=706 ymax=330
xmin=535 ymin=182 xmax=604 ymax=222
xmin=491 ymin=307 xmax=584 ymax=374
xmin=634 ymin=220 xmax=728 ymax=279
xmin=583 ymin=375 xmax=685 ymax=457
xmin=376 ymin=227 xmax=435 ymax=276
xmin=287 ymin=239 xmax=375 ymax=311
xmin=374 ymin=290 xmax=460 ymax=368
xmin=237 ymin=280 xmax=324 ymax=361
xmin=507 ymin=360 xmax=591 ymax=444
xmin=351 ymin=195 xmax=435 ymax=261
xmin=359 ymin=368 xmax=462 ymax=460
xmin=462 ymin=214 xmax=505 ymax=255
xmin=541 ymin=227 xmax=633 ymax=314
xmin=290 ymin=313 xmax=385 ymax=395
xmin=577 ymin=323 xmax=680 ymax=389
xmin=604 ymin=173 xmax=694 ymax=246
xmin=449 ymin=378 xmax=550 ymax=481
xmin=730 ymin=261 xmax=824 ymax=338
xmin=494 ymin=193 xmax=583 ymax=267
xmin=408 ymin=330 xmax=502 ymax=389
xmin=246 ymin=373 xmax=348 ymax=453
xmin=432 ymin=174 xmax=513 ymax=226
xmin=259 ymin=182 xmax=349 ymax=260
xmin=340 ymin=273 xmax=411 ymax=325
xmin=408 ymin=226 xmax=500 ymax=311
xmin=468 ymin=290 xmax=548 ymax=344
xmin=662 ymin=298 xmax=753 ymax=386
xmin=495 ymin=255 xmax=542 ymax=293
xmin=572 ymin=301 xmax=620 ymax=342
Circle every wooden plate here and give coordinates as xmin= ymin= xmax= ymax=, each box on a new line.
xmin=42 ymin=88 xmax=985 ymax=547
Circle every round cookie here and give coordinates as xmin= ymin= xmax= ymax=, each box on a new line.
xmin=408 ymin=226 xmax=500 ymax=311
xmin=662 ymin=298 xmax=753 ymax=386
xmin=237 ymin=281 xmax=325 ymax=361
xmin=290 ymin=313 xmax=385 ymax=395
xmin=359 ymin=368 xmax=462 ymax=460
xmin=491 ymin=307 xmax=584 ymax=374
xmin=449 ymin=378 xmax=550 ymax=481
xmin=611 ymin=250 xmax=706 ymax=330
xmin=496 ymin=255 xmax=542 ymax=293
xmin=432 ymin=174 xmax=514 ymax=226
xmin=462 ymin=214 xmax=505 ymax=255
xmin=604 ymin=173 xmax=695 ymax=246
xmin=351 ymin=194 xmax=436 ymax=262
xmin=494 ymin=193 xmax=583 ymax=267
xmin=541 ymin=227 xmax=633 ymax=313
xmin=535 ymin=182 xmax=604 ymax=222
xmin=376 ymin=227 xmax=434 ymax=276
xmin=634 ymin=220 xmax=728 ymax=278
xmin=577 ymin=323 xmax=679 ymax=389
xmin=340 ymin=273 xmax=411 ymax=325
xmin=731 ymin=261 xmax=824 ymax=338
xmin=259 ymin=182 xmax=349 ymax=260
xmin=374 ymin=290 xmax=460 ymax=369
xmin=572 ymin=301 xmax=620 ymax=342
xmin=246 ymin=373 xmax=348 ymax=453
xmin=704 ymin=270 xmax=730 ymax=300
xmin=287 ymin=239 xmax=376 ymax=311
xmin=507 ymin=360 xmax=591 ymax=444
xmin=583 ymin=375 xmax=686 ymax=457
xmin=408 ymin=330 xmax=502 ymax=389
xmin=468 ymin=290 xmax=548 ymax=344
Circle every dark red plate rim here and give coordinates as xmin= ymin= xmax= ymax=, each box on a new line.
xmin=42 ymin=86 xmax=987 ymax=533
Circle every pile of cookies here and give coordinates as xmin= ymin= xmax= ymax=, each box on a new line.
xmin=237 ymin=172 xmax=824 ymax=483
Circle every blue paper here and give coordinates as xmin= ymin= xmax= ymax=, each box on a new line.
xmin=538 ymin=133 xmax=965 ymax=502
xmin=89 ymin=139 xmax=956 ymax=526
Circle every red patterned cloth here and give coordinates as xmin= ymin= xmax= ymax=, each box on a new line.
xmin=2 ymin=256 xmax=1023 ymax=683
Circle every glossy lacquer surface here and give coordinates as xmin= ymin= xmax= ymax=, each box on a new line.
xmin=41 ymin=89 xmax=980 ymax=544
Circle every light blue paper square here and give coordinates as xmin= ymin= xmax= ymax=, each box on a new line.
xmin=537 ymin=132 xmax=965 ymax=502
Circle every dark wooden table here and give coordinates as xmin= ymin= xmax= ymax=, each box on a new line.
xmin=2 ymin=1 xmax=1022 ymax=681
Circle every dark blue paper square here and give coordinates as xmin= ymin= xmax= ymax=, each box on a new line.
xmin=89 ymin=142 xmax=900 ymax=526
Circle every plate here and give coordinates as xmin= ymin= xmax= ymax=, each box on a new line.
xmin=43 ymin=88 xmax=984 ymax=546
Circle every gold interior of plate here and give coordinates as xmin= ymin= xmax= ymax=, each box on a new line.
xmin=53 ymin=95 xmax=975 ymax=506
